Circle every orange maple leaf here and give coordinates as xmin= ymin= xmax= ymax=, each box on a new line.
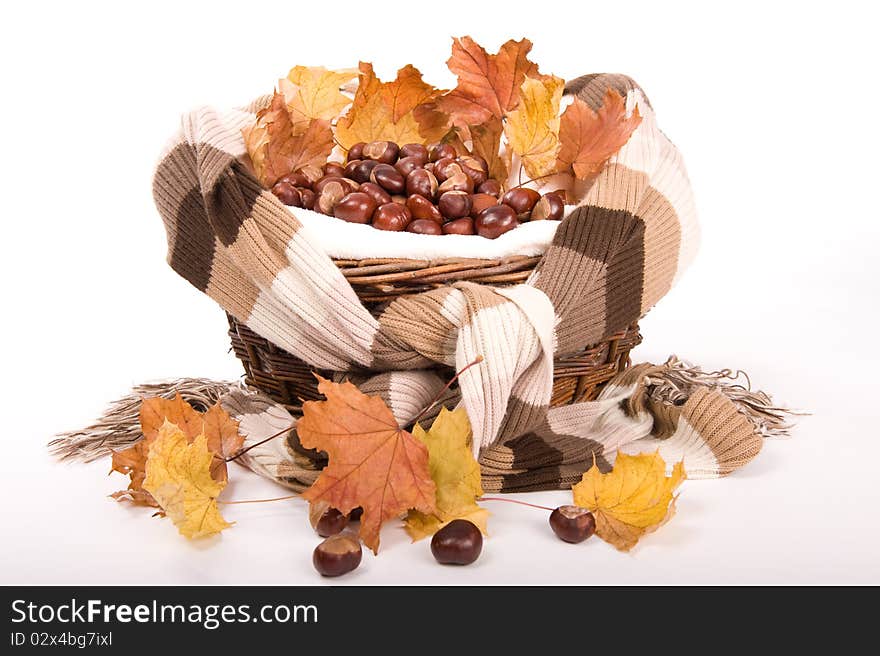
xmin=556 ymin=88 xmax=642 ymax=180
xmin=438 ymin=36 xmax=542 ymax=127
xmin=242 ymin=91 xmax=334 ymax=188
xmin=110 ymin=394 xmax=243 ymax=506
xmin=334 ymin=62 xmax=449 ymax=150
xmin=298 ymin=377 xmax=437 ymax=554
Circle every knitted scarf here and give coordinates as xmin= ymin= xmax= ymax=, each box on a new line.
xmin=51 ymin=74 xmax=792 ymax=490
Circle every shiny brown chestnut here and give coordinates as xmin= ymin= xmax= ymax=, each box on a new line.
xmin=476 ymin=204 xmax=518 ymax=239
xmin=323 ymin=161 xmax=346 ymax=177
xmin=313 ymin=534 xmax=362 ymax=577
xmin=549 ymin=505 xmax=596 ymax=543
xmin=333 ymin=192 xmax=377 ymax=224
xmin=271 ymin=181 xmax=302 ymax=206
xmin=370 ymin=163 xmax=406 ymax=194
xmin=530 ymin=193 xmax=565 ymax=221
xmin=438 ymin=190 xmax=472 ymax=220
xmin=394 ymin=156 xmax=422 ymax=178
xmin=406 ymin=219 xmax=443 ymax=235
xmin=346 ymin=159 xmax=379 ymax=184
xmin=316 ymin=181 xmax=348 ymax=215
xmin=469 ymin=193 xmax=497 ymax=218
xmin=500 ymin=187 xmax=541 ymax=215
xmin=476 ymin=179 xmax=502 ymax=197
xmin=298 ymin=165 xmax=324 ymax=186
xmin=314 ymin=507 xmax=349 ymax=537
xmin=405 ymin=168 xmax=438 ymax=200
xmin=362 ymin=140 xmax=399 ymax=164
xmin=314 ymin=175 xmax=358 ymax=196
xmin=430 ymin=519 xmax=482 ymax=565
xmin=406 ymin=194 xmax=443 ymax=222
xmin=372 ymin=203 xmax=412 ymax=231
xmin=432 ymin=157 xmax=458 ymax=182
xmin=346 ymin=142 xmax=366 ymax=162
xmin=441 ymin=217 xmax=475 ymax=235
xmin=438 ymin=167 xmax=474 ymax=194
xmin=458 ymin=155 xmax=489 ymax=186
xmin=400 ymin=143 xmax=429 ymax=163
xmin=428 ymin=142 xmax=456 ymax=162
xmin=299 ymin=188 xmax=316 ymax=210
xmin=279 ymin=171 xmax=311 ymax=189
xmin=358 ymin=182 xmax=392 ymax=207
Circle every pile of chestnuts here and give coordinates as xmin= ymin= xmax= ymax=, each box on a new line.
xmin=271 ymin=140 xmax=565 ymax=239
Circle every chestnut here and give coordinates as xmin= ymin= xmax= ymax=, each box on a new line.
xmin=438 ymin=190 xmax=472 ymax=220
xmin=406 ymin=194 xmax=443 ymax=222
xmin=313 ymin=534 xmax=362 ymax=577
xmin=430 ymin=519 xmax=482 ymax=565
xmin=314 ymin=175 xmax=357 ymax=196
xmin=316 ymin=180 xmax=348 ymax=215
xmin=530 ymin=193 xmax=565 ymax=221
xmin=549 ymin=505 xmax=596 ymax=543
xmin=323 ymin=161 xmax=346 ymax=177
xmin=313 ymin=507 xmax=349 ymax=537
xmin=394 ymin=155 xmax=422 ymax=178
xmin=279 ymin=171 xmax=311 ymax=189
xmin=438 ymin=167 xmax=474 ymax=194
xmin=359 ymin=182 xmax=392 ymax=207
xmin=500 ymin=187 xmax=541 ymax=215
xmin=406 ymin=168 xmax=438 ymax=200
xmin=441 ymin=217 xmax=475 ymax=235
xmin=469 ymin=193 xmax=497 ymax=218
xmin=346 ymin=142 xmax=366 ymax=162
xmin=428 ymin=142 xmax=456 ymax=162
xmin=477 ymin=179 xmax=502 ymax=197
xmin=476 ymin=204 xmax=518 ymax=239
xmin=299 ymin=187 xmax=316 ymax=210
xmin=362 ymin=140 xmax=399 ymax=164
xmin=407 ymin=219 xmax=443 ymax=235
xmin=346 ymin=159 xmax=379 ymax=184
xmin=297 ymin=165 xmax=324 ymax=186
xmin=334 ymin=192 xmax=377 ymax=224
xmin=399 ymin=143 xmax=429 ymax=163
xmin=458 ymin=155 xmax=489 ymax=186
xmin=271 ymin=181 xmax=302 ymax=206
xmin=372 ymin=203 xmax=412 ymax=231
xmin=432 ymin=157 xmax=458 ymax=182
xmin=370 ymin=163 xmax=406 ymax=194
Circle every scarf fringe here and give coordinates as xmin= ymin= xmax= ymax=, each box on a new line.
xmin=48 ymin=378 xmax=233 ymax=462
xmin=646 ymin=356 xmax=799 ymax=439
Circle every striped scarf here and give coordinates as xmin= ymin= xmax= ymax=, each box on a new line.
xmin=53 ymin=74 xmax=792 ymax=491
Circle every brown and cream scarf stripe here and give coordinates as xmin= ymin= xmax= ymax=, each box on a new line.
xmin=52 ymin=74 xmax=791 ymax=491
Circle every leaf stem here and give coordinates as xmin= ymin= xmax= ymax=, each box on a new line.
xmin=411 ymin=355 xmax=484 ymax=426
xmin=223 ymin=424 xmax=293 ymax=463
xmin=479 ymin=496 xmax=554 ymax=512
xmin=219 ymin=494 xmax=299 ymax=505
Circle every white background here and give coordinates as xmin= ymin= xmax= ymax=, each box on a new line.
xmin=1 ymin=0 xmax=878 ymax=585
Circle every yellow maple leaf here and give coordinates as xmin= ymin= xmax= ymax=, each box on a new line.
xmin=143 ymin=421 xmax=232 ymax=539
xmin=279 ymin=65 xmax=357 ymax=133
xmin=404 ymin=407 xmax=489 ymax=541
xmin=335 ymin=62 xmax=449 ymax=150
xmin=572 ymin=451 xmax=685 ymax=552
xmin=503 ymin=75 xmax=564 ymax=179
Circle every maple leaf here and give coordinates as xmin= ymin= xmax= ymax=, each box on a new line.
xmin=279 ymin=65 xmax=356 ymax=132
xmin=298 ymin=377 xmax=437 ymax=554
xmin=404 ymin=407 xmax=489 ymax=541
xmin=110 ymin=394 xmax=242 ymax=506
xmin=572 ymin=451 xmax=686 ymax=552
xmin=556 ymin=88 xmax=642 ymax=180
xmin=242 ymin=92 xmax=335 ymax=187
xmin=504 ymin=75 xmax=565 ymax=179
xmin=439 ymin=36 xmax=542 ymax=127
xmin=334 ymin=63 xmax=449 ymax=150
xmin=143 ymin=421 xmax=232 ymax=539
xmin=469 ymin=119 xmax=509 ymax=184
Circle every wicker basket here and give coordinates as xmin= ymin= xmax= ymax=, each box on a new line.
xmin=227 ymin=256 xmax=642 ymax=415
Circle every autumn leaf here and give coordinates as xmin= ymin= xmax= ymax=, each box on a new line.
xmin=439 ymin=36 xmax=542 ymax=127
xmin=556 ymin=88 xmax=642 ymax=180
xmin=504 ymin=75 xmax=565 ymax=179
xmin=242 ymin=92 xmax=334 ymax=187
xmin=404 ymin=407 xmax=489 ymax=541
xmin=469 ymin=119 xmax=509 ymax=184
xmin=572 ymin=451 xmax=685 ymax=552
xmin=335 ymin=62 xmax=449 ymax=150
xmin=110 ymin=394 xmax=242 ymax=507
xmin=143 ymin=421 xmax=232 ymax=539
xmin=298 ymin=377 xmax=437 ymax=553
xmin=279 ymin=65 xmax=356 ymax=132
